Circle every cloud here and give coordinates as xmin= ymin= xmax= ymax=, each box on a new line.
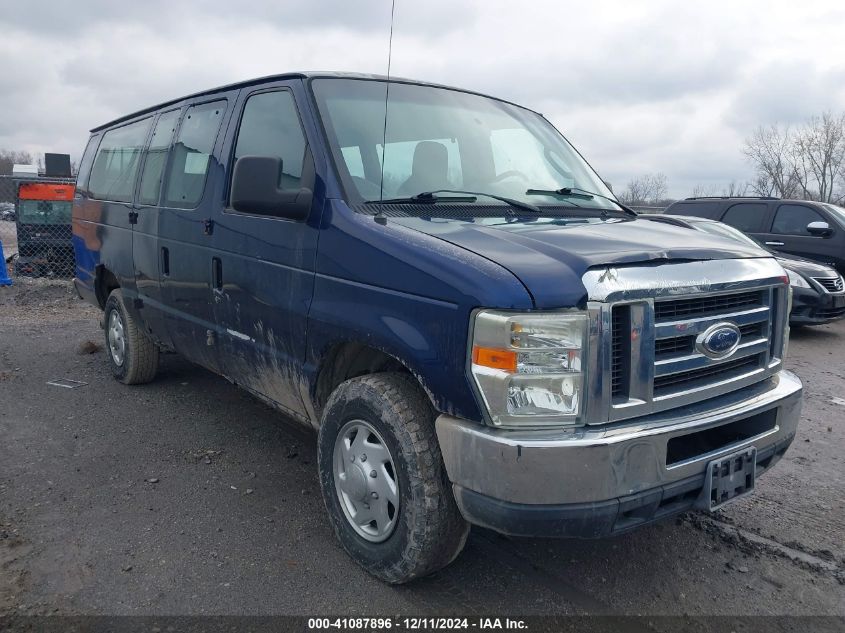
xmin=727 ymin=61 xmax=845 ymax=130
xmin=2 ymin=0 xmax=845 ymax=198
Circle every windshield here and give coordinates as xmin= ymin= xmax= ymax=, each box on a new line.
xmin=690 ymin=220 xmax=763 ymax=248
xmin=822 ymin=203 xmax=845 ymax=227
xmin=18 ymin=200 xmax=72 ymax=225
xmin=312 ymin=78 xmax=617 ymax=211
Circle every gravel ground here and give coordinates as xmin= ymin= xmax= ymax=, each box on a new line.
xmin=0 ymin=280 xmax=844 ymax=620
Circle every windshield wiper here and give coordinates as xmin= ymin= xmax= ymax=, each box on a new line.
xmin=525 ymin=187 xmax=637 ymax=217
xmin=370 ymin=190 xmax=540 ymax=214
xmin=373 ymin=192 xmax=477 ymax=204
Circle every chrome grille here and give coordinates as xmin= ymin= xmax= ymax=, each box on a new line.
xmin=814 ymin=276 xmax=844 ymax=293
xmin=653 ymin=354 xmax=763 ymax=396
xmin=611 ymin=306 xmax=631 ymax=398
xmin=654 ymin=322 xmax=764 ymax=360
xmin=653 ymin=290 xmax=762 ymax=320
xmin=583 ymin=258 xmax=789 ymax=425
xmin=651 ymin=289 xmax=771 ymax=400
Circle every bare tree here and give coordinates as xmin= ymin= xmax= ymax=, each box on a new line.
xmin=791 ymin=112 xmax=845 ymax=203
xmin=619 ymin=173 xmax=668 ymax=205
xmin=744 ymin=115 xmax=845 ymax=202
xmin=690 ymin=183 xmax=718 ymax=198
xmin=688 ymin=181 xmax=749 ymax=198
xmin=0 ymin=149 xmax=34 ymax=175
xmin=743 ymin=125 xmax=799 ymax=198
xmin=722 ymin=181 xmax=749 ymax=197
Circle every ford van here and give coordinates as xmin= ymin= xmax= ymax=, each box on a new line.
xmin=73 ymin=73 xmax=802 ymax=583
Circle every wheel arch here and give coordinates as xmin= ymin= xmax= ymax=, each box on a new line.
xmin=311 ymin=341 xmax=438 ymax=423
xmin=94 ymin=264 xmax=120 ymax=309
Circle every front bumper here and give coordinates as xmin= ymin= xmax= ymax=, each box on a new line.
xmin=436 ymin=370 xmax=802 ymax=537
xmin=790 ymin=285 xmax=845 ymax=325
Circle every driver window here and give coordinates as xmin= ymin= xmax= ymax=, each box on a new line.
xmin=233 ymin=90 xmax=306 ymax=192
xmin=772 ymin=204 xmax=825 ymax=235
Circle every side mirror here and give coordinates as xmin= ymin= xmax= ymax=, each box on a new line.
xmin=231 ymin=155 xmax=313 ymax=220
xmin=807 ymin=221 xmax=832 ymax=237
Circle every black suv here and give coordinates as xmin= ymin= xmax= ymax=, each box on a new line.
xmin=665 ymin=197 xmax=845 ymax=274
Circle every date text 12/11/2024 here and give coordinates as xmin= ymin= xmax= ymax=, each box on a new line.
xmin=307 ymin=617 xmax=528 ymax=630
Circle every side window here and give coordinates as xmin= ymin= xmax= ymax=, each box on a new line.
xmin=164 ymin=101 xmax=225 ymax=209
xmin=771 ymin=204 xmax=825 ymax=235
xmin=88 ymin=118 xmax=152 ymax=202
xmin=75 ymin=134 xmax=101 ymax=194
xmin=233 ymin=90 xmax=306 ymax=192
xmin=721 ymin=203 xmax=768 ymax=232
xmin=668 ymin=201 xmax=719 ymax=218
xmin=138 ymin=110 xmax=180 ymax=206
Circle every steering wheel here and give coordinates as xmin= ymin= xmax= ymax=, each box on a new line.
xmin=490 ymin=170 xmax=530 ymax=184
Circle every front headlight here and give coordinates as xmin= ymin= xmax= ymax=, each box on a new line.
xmin=470 ymin=310 xmax=588 ymax=428
xmin=786 ymin=269 xmax=811 ymax=289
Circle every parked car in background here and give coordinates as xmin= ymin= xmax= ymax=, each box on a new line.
xmin=641 ymin=214 xmax=845 ymax=326
xmin=665 ymin=196 xmax=845 ymax=275
xmin=0 ymin=202 xmax=16 ymax=221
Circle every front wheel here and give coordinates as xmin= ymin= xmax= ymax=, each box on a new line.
xmin=318 ymin=373 xmax=469 ymax=583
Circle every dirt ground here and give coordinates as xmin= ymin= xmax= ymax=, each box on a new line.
xmin=1 ymin=280 xmax=843 ymax=623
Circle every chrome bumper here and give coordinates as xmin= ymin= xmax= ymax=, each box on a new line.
xmin=436 ymin=370 xmax=802 ymax=508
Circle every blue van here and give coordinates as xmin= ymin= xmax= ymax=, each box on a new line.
xmin=73 ymin=73 xmax=802 ymax=583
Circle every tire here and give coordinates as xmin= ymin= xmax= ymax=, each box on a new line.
xmin=103 ymin=289 xmax=159 ymax=385
xmin=318 ymin=372 xmax=469 ymax=583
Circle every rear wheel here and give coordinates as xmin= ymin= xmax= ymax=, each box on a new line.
xmin=104 ymin=289 xmax=159 ymax=385
xmin=318 ymin=372 xmax=469 ymax=583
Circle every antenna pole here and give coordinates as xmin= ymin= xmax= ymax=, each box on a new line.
xmin=375 ymin=0 xmax=396 ymax=223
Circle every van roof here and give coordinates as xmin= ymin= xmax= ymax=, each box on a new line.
xmin=90 ymin=71 xmax=535 ymax=133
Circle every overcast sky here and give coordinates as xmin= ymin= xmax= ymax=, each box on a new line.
xmin=2 ymin=0 xmax=845 ymax=197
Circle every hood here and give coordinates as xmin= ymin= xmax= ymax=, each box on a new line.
xmin=775 ymin=254 xmax=838 ymax=277
xmin=390 ymin=216 xmax=771 ymax=308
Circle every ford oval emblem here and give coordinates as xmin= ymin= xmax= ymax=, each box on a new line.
xmin=696 ymin=322 xmax=741 ymax=359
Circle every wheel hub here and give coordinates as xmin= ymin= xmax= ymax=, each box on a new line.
xmin=333 ymin=420 xmax=400 ymax=543
xmin=339 ymin=460 xmax=369 ymax=502
xmin=107 ymin=309 xmax=126 ymax=367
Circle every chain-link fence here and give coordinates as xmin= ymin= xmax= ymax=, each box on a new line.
xmin=0 ymin=175 xmax=76 ymax=283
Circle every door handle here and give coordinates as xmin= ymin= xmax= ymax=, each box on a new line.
xmin=128 ymin=210 xmax=138 ymax=225
xmin=765 ymin=241 xmax=785 ymax=246
xmin=212 ymin=257 xmax=223 ymax=290
xmin=161 ymin=247 xmax=170 ymax=276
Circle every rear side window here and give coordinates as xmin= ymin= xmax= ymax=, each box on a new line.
xmin=88 ymin=118 xmax=152 ymax=203
xmin=233 ymin=91 xmax=306 ymax=191
xmin=721 ymin=203 xmax=768 ymax=232
xmin=667 ymin=201 xmax=720 ymax=218
xmin=164 ymin=101 xmax=225 ymax=208
xmin=771 ymin=204 xmax=825 ymax=235
xmin=138 ymin=110 xmax=180 ymax=206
